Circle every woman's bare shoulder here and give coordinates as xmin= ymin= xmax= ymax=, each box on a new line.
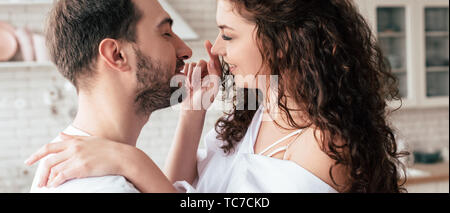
xmin=285 ymin=127 xmax=349 ymax=191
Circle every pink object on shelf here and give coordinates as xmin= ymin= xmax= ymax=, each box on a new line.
xmin=0 ymin=21 xmax=18 ymax=62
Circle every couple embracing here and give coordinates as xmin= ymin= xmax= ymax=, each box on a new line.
xmin=26 ymin=0 xmax=408 ymax=193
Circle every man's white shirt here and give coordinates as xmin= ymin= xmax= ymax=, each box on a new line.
xmin=29 ymin=125 xmax=140 ymax=193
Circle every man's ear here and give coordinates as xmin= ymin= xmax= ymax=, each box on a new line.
xmin=99 ymin=39 xmax=132 ymax=72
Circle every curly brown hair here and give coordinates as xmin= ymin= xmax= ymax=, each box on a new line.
xmin=214 ymin=0 xmax=409 ymax=193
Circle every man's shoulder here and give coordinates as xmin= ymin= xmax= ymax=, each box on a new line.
xmin=30 ymin=175 xmax=140 ymax=193
xmin=30 ymin=126 xmax=139 ymax=193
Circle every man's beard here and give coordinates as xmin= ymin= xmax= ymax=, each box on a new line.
xmin=134 ymin=48 xmax=184 ymax=115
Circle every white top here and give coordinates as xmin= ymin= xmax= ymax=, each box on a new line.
xmin=173 ymin=105 xmax=338 ymax=193
xmin=30 ymin=126 xmax=140 ymax=193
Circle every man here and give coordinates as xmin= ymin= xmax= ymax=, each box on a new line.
xmin=29 ymin=0 xmax=192 ymax=192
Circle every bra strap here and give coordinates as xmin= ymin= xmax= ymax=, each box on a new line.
xmin=265 ymin=146 xmax=289 ymax=158
xmin=257 ymin=129 xmax=303 ymax=156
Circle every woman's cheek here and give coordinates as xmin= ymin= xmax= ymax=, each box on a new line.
xmin=227 ymin=47 xmax=247 ymax=76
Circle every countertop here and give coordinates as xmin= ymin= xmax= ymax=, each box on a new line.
xmin=404 ymin=162 xmax=449 ymax=185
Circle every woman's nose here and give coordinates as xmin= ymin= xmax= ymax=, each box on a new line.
xmin=211 ymin=35 xmax=226 ymax=56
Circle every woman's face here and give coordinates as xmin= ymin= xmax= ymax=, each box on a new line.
xmin=212 ymin=0 xmax=265 ymax=88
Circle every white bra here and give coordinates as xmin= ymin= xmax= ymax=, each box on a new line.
xmin=256 ymin=129 xmax=303 ymax=158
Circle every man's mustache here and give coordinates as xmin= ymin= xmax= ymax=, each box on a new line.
xmin=176 ymin=60 xmax=185 ymax=72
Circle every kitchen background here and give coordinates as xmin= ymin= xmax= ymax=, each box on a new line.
xmin=0 ymin=0 xmax=448 ymax=193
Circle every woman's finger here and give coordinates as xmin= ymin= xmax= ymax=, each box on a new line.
xmin=182 ymin=63 xmax=191 ymax=89
xmin=191 ymin=62 xmax=197 ymax=78
xmin=37 ymin=150 xmax=72 ymax=188
xmin=197 ymin=60 xmax=208 ymax=78
xmin=49 ymin=161 xmax=82 ymax=188
xmin=48 ymin=172 xmax=67 ymax=188
xmin=181 ymin=64 xmax=189 ymax=76
xmin=183 ymin=63 xmax=189 ymax=76
xmin=204 ymin=40 xmax=222 ymax=76
xmin=192 ymin=66 xmax=202 ymax=90
xmin=47 ymin=154 xmax=69 ymax=186
xmin=208 ymin=59 xmax=219 ymax=77
xmin=47 ymin=158 xmax=76 ymax=188
xmin=59 ymin=132 xmax=89 ymax=141
xmin=187 ymin=63 xmax=194 ymax=86
xmin=59 ymin=132 xmax=73 ymax=140
xmin=204 ymin=40 xmax=215 ymax=60
xmin=25 ymin=141 xmax=71 ymax=166
xmin=47 ymin=168 xmax=58 ymax=187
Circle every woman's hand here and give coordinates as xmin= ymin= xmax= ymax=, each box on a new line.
xmin=181 ymin=40 xmax=222 ymax=112
xmin=24 ymin=133 xmax=139 ymax=188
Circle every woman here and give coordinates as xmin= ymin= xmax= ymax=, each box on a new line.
xmin=25 ymin=0 xmax=408 ymax=193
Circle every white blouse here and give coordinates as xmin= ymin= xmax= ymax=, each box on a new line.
xmin=174 ymin=106 xmax=338 ymax=193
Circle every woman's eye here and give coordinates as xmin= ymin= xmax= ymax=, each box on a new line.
xmin=222 ymin=35 xmax=232 ymax=41
xmin=164 ymin=32 xmax=172 ymax=37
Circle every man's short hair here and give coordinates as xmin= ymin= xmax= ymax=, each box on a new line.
xmin=46 ymin=0 xmax=142 ymax=89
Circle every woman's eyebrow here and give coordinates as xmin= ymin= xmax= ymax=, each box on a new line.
xmin=218 ymin=24 xmax=235 ymax=31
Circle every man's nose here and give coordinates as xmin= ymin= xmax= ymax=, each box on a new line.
xmin=174 ymin=35 xmax=193 ymax=60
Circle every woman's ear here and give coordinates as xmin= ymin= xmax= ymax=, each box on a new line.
xmin=99 ymin=39 xmax=132 ymax=72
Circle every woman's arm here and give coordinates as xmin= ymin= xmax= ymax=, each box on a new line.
xmin=25 ymin=135 xmax=178 ymax=193
xmin=164 ymin=110 xmax=206 ymax=184
xmin=164 ymin=40 xmax=222 ymax=185
xmin=120 ymin=145 xmax=179 ymax=193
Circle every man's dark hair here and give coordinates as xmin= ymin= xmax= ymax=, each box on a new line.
xmin=46 ymin=0 xmax=142 ymax=89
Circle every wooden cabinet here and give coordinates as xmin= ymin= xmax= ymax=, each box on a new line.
xmin=355 ymin=0 xmax=449 ymax=109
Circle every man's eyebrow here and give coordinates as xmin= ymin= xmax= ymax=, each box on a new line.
xmin=157 ymin=17 xmax=173 ymax=28
xmin=218 ymin=25 xmax=235 ymax=31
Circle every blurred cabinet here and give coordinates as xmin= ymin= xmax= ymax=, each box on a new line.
xmin=378 ymin=7 xmax=408 ymax=98
xmin=355 ymin=0 xmax=449 ymax=108
xmin=425 ymin=8 xmax=449 ymax=98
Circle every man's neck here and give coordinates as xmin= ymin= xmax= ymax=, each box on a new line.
xmin=71 ymin=88 xmax=150 ymax=147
